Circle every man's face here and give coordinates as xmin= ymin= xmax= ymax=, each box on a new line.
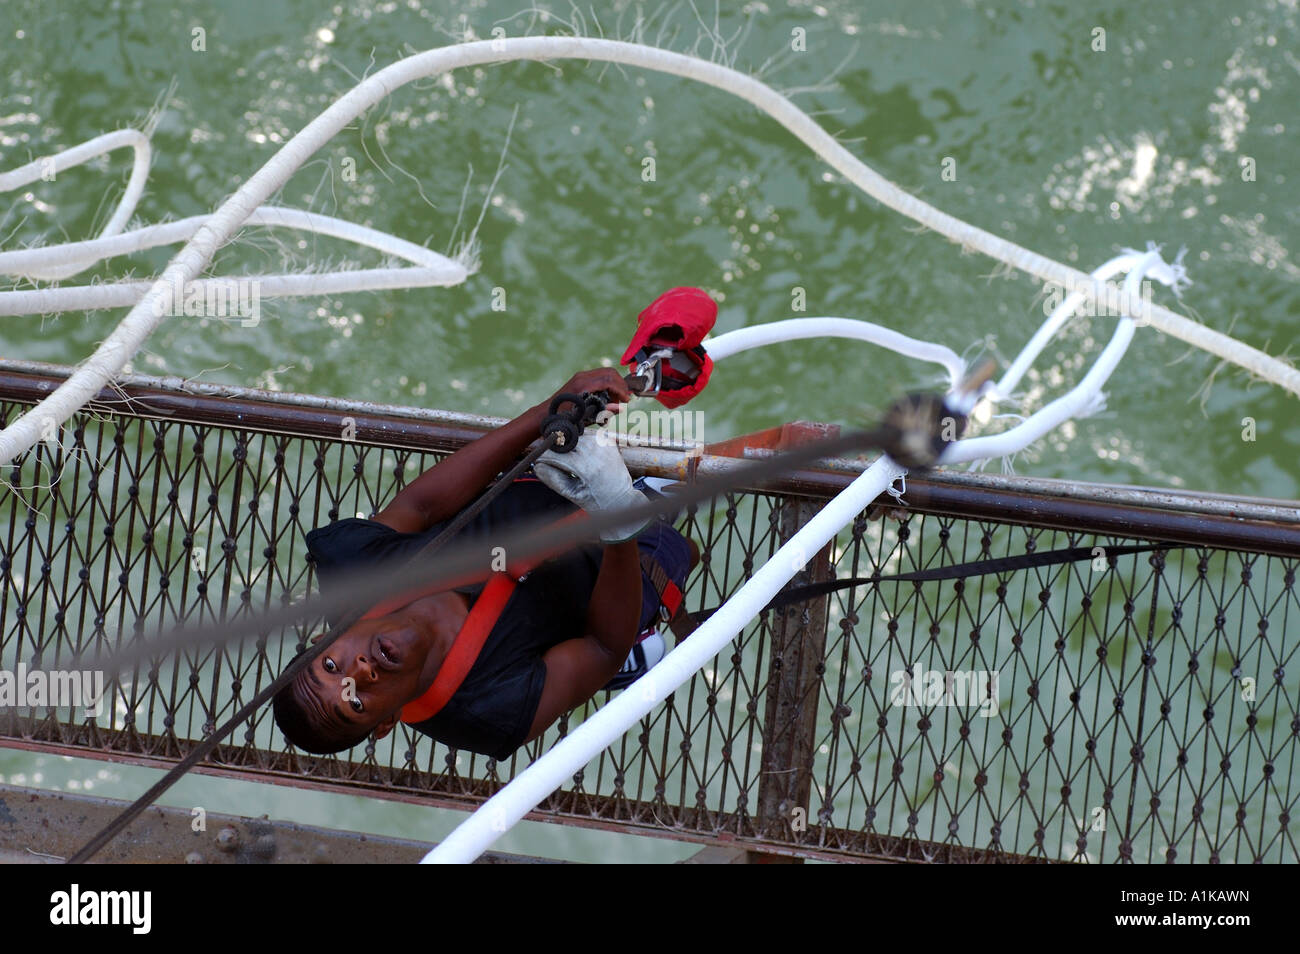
xmin=295 ymin=614 xmax=432 ymax=740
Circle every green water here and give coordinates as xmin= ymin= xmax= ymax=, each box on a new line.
xmin=1 ymin=0 xmax=1297 ymax=861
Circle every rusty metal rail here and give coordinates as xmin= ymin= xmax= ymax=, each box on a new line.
xmin=1 ymin=363 xmax=1297 ymax=863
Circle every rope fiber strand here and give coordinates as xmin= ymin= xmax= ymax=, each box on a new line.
xmin=2 ymin=37 xmax=1297 ymax=467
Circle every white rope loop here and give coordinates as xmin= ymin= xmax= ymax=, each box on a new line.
xmin=1 ymin=37 xmax=1297 ymax=465
xmin=0 ymin=207 xmax=467 ymax=317
xmin=0 ymin=129 xmax=152 ymax=281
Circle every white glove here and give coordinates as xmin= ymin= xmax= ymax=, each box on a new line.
xmin=534 ymin=432 xmax=650 ymax=543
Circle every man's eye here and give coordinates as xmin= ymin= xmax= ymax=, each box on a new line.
xmin=323 ymin=658 xmax=337 ymax=673
xmin=349 ymin=697 xmax=363 ymax=713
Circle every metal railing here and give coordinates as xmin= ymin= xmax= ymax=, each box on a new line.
xmin=1 ymin=361 xmax=1297 ymax=863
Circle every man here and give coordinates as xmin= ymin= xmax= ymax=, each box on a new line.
xmin=272 ymin=367 xmax=696 ymax=760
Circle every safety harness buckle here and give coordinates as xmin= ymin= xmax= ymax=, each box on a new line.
xmin=630 ymin=347 xmax=675 ymax=397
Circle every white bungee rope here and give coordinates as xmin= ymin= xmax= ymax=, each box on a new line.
xmin=0 ymin=129 xmax=152 ymax=282
xmin=423 ymin=249 xmax=1171 ymax=862
xmin=1 ymin=37 xmax=1297 ymax=468
xmin=707 ymin=316 xmax=967 ymax=391
xmin=0 ymin=206 xmax=466 ymax=317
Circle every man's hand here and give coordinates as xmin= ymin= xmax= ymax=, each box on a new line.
xmin=373 ymin=367 xmax=632 ymax=534
xmin=534 ymin=436 xmax=649 ymax=543
xmin=551 ymin=368 xmax=632 ymax=412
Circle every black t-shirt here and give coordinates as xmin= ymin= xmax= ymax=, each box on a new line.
xmin=304 ymin=479 xmax=602 ymax=760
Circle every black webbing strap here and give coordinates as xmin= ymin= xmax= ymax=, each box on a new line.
xmin=692 ymin=542 xmax=1181 ymax=623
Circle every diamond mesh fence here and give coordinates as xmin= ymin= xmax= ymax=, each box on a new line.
xmin=1 ymin=376 xmax=1296 ymax=863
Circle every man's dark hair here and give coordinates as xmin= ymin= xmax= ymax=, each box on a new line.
xmin=271 ymin=652 xmax=371 ymax=755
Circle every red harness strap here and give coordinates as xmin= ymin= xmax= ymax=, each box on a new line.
xmin=387 ymin=512 xmax=689 ymax=725
xmin=398 ymin=571 xmax=517 ymax=724
xmin=394 ymin=510 xmax=586 ymax=725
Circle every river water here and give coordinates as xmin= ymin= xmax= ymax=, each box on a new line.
xmin=1 ymin=0 xmax=1296 ymax=861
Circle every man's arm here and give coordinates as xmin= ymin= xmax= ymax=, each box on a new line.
xmin=525 ymin=539 xmax=642 ymax=741
xmin=373 ymin=368 xmax=631 ymax=533
xmin=372 ymin=404 xmax=546 ymax=533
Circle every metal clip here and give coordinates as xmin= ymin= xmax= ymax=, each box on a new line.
xmin=630 ymin=347 xmax=675 ymax=397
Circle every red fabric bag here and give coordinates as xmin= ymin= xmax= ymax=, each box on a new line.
xmin=621 ymin=287 xmax=717 ymax=408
